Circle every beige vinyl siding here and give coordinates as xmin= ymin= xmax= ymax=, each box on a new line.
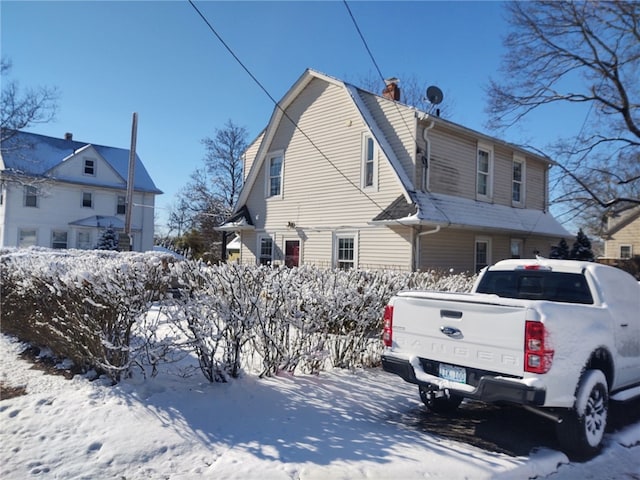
xmin=358 ymin=92 xmax=417 ymax=187
xmin=243 ymin=132 xmax=264 ymax=181
xmin=419 ymin=229 xmax=560 ymax=272
xmin=242 ymin=78 xmax=410 ymax=268
xmin=605 ymin=215 xmax=640 ymax=258
xmin=493 ymin=145 xmax=513 ymax=205
xmin=428 ymin=127 xmax=477 ymax=199
xmin=525 ymin=159 xmax=547 ymax=210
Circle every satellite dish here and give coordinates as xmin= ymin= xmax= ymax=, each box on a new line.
xmin=426 ymin=86 xmax=444 ymax=105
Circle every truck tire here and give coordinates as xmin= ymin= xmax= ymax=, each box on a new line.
xmin=556 ymin=369 xmax=609 ymax=460
xmin=419 ymin=385 xmax=463 ymax=414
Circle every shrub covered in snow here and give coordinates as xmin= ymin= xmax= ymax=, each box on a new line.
xmin=0 ymin=248 xmax=476 ymax=383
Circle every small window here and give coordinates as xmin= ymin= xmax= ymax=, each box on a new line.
xmin=52 ymin=230 xmax=68 ymax=249
xmin=266 ymin=153 xmax=283 ymax=198
xmin=335 ymin=234 xmax=357 ymax=270
xmin=512 ymin=157 xmax=525 ymax=205
xmin=24 ymin=185 xmax=38 ymax=208
xmin=258 ymin=236 xmax=273 ymax=265
xmin=77 ymin=231 xmax=92 ymax=250
xmin=18 ymin=228 xmax=37 ymax=247
xmin=477 ymin=144 xmax=493 ymax=200
xmin=117 ymin=195 xmax=126 ymax=215
xmin=475 ymin=237 xmax=491 ymax=272
xmin=510 ymin=239 xmax=523 ymax=259
xmin=620 ymin=245 xmax=632 ymax=259
xmin=362 ymin=134 xmax=376 ymax=189
xmin=82 ymin=192 xmax=93 ymax=208
xmin=84 ymin=158 xmax=95 ymax=176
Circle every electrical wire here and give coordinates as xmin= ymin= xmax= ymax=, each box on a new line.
xmin=188 ymin=0 xmax=410 ymax=225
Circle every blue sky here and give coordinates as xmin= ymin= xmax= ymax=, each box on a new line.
xmin=2 ymin=0 xmax=587 ymax=233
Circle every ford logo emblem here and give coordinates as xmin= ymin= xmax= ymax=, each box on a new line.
xmin=440 ymin=326 xmax=463 ymax=338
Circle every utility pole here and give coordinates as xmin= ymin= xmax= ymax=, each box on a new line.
xmin=121 ymin=112 xmax=138 ymax=251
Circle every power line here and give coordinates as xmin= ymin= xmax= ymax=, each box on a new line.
xmin=187 ymin=0 xmax=408 ymax=225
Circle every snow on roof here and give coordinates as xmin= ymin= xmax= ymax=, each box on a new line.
xmin=412 ymin=191 xmax=570 ymax=237
xmin=1 ymin=130 xmax=162 ymax=194
xmin=69 ymin=215 xmax=125 ymax=229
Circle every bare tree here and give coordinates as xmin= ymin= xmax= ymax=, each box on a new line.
xmin=1 ymin=57 xmax=59 ymax=144
xmin=172 ymin=120 xmax=248 ymax=259
xmin=486 ymin=1 xmax=640 ymax=225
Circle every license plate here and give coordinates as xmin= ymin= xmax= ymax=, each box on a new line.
xmin=438 ymin=363 xmax=466 ymax=384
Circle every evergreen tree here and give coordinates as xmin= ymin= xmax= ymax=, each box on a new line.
xmin=569 ymin=229 xmax=595 ymax=262
xmin=96 ymin=227 xmax=119 ymax=251
xmin=549 ymin=238 xmax=570 ymax=259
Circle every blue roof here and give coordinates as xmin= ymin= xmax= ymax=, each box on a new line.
xmin=1 ymin=130 xmax=162 ymax=194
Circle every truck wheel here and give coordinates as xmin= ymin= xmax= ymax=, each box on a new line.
xmin=556 ymin=369 xmax=608 ymax=460
xmin=419 ymin=385 xmax=463 ymax=414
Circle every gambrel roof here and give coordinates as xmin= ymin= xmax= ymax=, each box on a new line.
xmin=1 ymin=129 xmax=162 ymax=194
xmin=226 ymin=68 xmax=568 ymax=237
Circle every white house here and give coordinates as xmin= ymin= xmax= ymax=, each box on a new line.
xmin=0 ymin=130 xmax=162 ymax=251
xmin=220 ymin=69 xmax=569 ymax=273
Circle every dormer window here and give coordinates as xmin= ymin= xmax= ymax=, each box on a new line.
xmin=84 ymin=159 xmax=95 ymax=176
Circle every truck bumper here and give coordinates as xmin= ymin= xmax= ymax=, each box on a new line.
xmin=381 ymin=354 xmax=546 ymax=406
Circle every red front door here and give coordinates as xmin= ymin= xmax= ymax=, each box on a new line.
xmin=285 ymin=240 xmax=300 ymax=268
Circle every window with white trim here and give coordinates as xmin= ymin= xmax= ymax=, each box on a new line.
xmin=362 ymin=134 xmax=376 ymax=189
xmin=258 ymin=235 xmax=273 ymax=265
xmin=266 ymin=152 xmax=283 ymax=198
xmin=82 ymin=192 xmax=93 ymax=208
xmin=24 ymin=185 xmax=38 ymax=208
xmin=52 ymin=230 xmax=68 ymax=249
xmin=84 ymin=158 xmax=95 ymax=176
xmin=117 ymin=195 xmax=126 ymax=215
xmin=335 ymin=233 xmax=357 ymax=270
xmin=77 ymin=231 xmax=92 ymax=250
xmin=475 ymin=237 xmax=491 ymax=272
xmin=512 ymin=156 xmax=525 ymax=205
xmin=476 ymin=144 xmax=493 ymax=200
xmin=18 ymin=228 xmax=37 ymax=247
xmin=620 ymin=245 xmax=632 ymax=259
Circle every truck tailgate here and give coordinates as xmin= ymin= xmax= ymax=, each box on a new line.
xmin=391 ymin=292 xmax=527 ymax=377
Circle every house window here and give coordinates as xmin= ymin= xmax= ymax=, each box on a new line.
xmin=258 ymin=235 xmax=273 ymax=265
xmin=511 ymin=239 xmax=523 ymax=259
xmin=475 ymin=237 xmax=491 ymax=272
xmin=117 ymin=195 xmax=126 ymax=215
xmin=362 ymin=134 xmax=376 ymax=189
xmin=82 ymin=192 xmax=93 ymax=208
xmin=18 ymin=228 xmax=37 ymax=247
xmin=512 ymin=156 xmax=525 ymax=205
xmin=24 ymin=185 xmax=38 ymax=208
xmin=620 ymin=245 xmax=632 ymax=259
xmin=335 ymin=234 xmax=357 ymax=270
xmin=266 ymin=152 xmax=283 ymax=198
xmin=77 ymin=231 xmax=92 ymax=250
xmin=52 ymin=230 xmax=68 ymax=249
xmin=84 ymin=158 xmax=95 ymax=176
xmin=476 ymin=144 xmax=493 ymax=200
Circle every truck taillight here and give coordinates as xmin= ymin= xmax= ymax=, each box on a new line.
xmin=524 ymin=321 xmax=554 ymax=373
xmin=383 ymin=305 xmax=393 ymax=347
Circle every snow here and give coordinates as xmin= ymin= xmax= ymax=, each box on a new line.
xmin=2 ymin=329 xmax=639 ymax=480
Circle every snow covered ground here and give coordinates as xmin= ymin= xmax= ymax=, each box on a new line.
xmin=1 ymin=332 xmax=639 ymax=480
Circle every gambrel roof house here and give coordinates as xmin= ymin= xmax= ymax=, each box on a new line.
xmin=603 ymin=205 xmax=640 ymax=260
xmin=0 ymin=130 xmax=162 ymax=252
xmin=221 ymin=69 xmax=569 ymax=272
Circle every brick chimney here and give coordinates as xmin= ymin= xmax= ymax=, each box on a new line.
xmin=64 ymin=132 xmax=73 ymax=140
xmin=382 ymin=77 xmax=401 ymax=101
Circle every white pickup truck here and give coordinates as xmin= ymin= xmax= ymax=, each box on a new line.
xmin=381 ymin=258 xmax=640 ymax=458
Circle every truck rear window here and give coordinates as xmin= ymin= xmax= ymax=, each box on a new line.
xmin=476 ymin=271 xmax=594 ymax=304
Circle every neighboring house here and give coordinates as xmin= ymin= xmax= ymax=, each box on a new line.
xmin=603 ymin=205 xmax=640 ymax=259
xmin=220 ymin=69 xmax=569 ymax=272
xmin=0 ymin=130 xmax=162 ymax=251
